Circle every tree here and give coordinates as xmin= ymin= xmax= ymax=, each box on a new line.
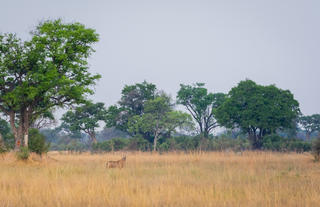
xmin=215 ymin=80 xmax=300 ymax=149
xmin=128 ymin=95 xmax=193 ymax=151
xmin=61 ymin=102 xmax=107 ymax=144
xmin=0 ymin=19 xmax=100 ymax=149
xmin=105 ymin=81 xmax=157 ymax=134
xmin=299 ymin=114 xmax=320 ymax=140
xmin=176 ymin=83 xmax=226 ymax=138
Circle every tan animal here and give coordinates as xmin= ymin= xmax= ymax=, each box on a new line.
xmin=106 ymin=156 xmax=126 ymax=168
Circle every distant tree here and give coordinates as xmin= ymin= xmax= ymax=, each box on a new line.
xmin=299 ymin=114 xmax=320 ymax=140
xmin=128 ymin=95 xmax=193 ymax=151
xmin=215 ymin=80 xmax=300 ymax=149
xmin=61 ymin=102 xmax=107 ymax=144
xmin=97 ymin=127 xmax=129 ymax=141
xmin=0 ymin=19 xmax=100 ymax=149
xmin=105 ymin=81 xmax=157 ymax=134
xmin=176 ymin=83 xmax=226 ymax=138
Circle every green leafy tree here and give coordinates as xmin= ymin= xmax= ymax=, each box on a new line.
xmin=176 ymin=83 xmax=226 ymax=138
xmin=0 ymin=19 xmax=100 ymax=149
xmin=299 ymin=114 xmax=320 ymax=140
xmin=128 ymin=96 xmax=193 ymax=151
xmin=105 ymin=81 xmax=157 ymax=134
xmin=61 ymin=102 xmax=107 ymax=144
xmin=215 ymin=80 xmax=300 ymax=149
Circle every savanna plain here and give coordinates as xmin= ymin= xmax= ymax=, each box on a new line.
xmin=0 ymin=151 xmax=319 ymax=207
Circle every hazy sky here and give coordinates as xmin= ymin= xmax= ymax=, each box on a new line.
xmin=1 ymin=0 xmax=319 ymax=115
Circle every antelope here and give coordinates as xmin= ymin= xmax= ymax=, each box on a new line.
xmin=106 ymin=155 xmax=126 ymax=168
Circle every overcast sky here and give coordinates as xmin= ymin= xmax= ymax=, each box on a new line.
xmin=1 ymin=0 xmax=319 ymax=115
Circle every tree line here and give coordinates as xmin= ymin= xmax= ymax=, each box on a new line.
xmin=0 ymin=19 xmax=319 ymax=156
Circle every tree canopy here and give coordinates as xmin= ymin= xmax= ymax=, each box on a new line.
xmin=299 ymin=114 xmax=320 ymax=140
xmin=105 ymin=81 xmax=157 ymax=134
xmin=0 ymin=19 xmax=100 ymax=148
xmin=176 ymin=83 xmax=226 ymax=138
xmin=61 ymin=102 xmax=107 ymax=144
xmin=215 ymin=80 xmax=300 ymax=148
xmin=128 ymin=95 xmax=193 ymax=151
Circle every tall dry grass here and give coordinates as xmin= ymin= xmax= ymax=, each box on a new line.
xmin=0 ymin=151 xmax=319 ymax=207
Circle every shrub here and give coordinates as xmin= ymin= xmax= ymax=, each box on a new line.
xmin=288 ymin=140 xmax=311 ymax=153
xmin=211 ymin=137 xmax=251 ymax=151
xmin=16 ymin=146 xmax=30 ymax=160
xmin=312 ymin=137 xmax=320 ymax=162
xmin=111 ymin=138 xmax=129 ymax=150
xmin=0 ymin=145 xmax=6 ymax=154
xmin=92 ymin=141 xmax=113 ymax=152
xmin=127 ymin=136 xmax=151 ymax=151
xmin=28 ymin=128 xmax=50 ymax=155
xmin=158 ymin=142 xmax=170 ymax=152
xmin=262 ymin=134 xmax=311 ymax=152
xmin=173 ymin=136 xmax=198 ymax=151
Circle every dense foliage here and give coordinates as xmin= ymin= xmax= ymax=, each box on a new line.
xmin=1 ymin=20 xmax=318 ymax=154
xmin=0 ymin=19 xmax=100 ymax=149
xmin=28 ymin=128 xmax=50 ymax=155
xmin=299 ymin=114 xmax=320 ymax=140
xmin=215 ymin=80 xmax=300 ymax=149
xmin=61 ymin=102 xmax=107 ymax=144
xmin=177 ymin=83 xmax=226 ymax=138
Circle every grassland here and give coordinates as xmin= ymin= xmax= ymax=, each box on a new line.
xmin=0 ymin=151 xmax=319 ymax=207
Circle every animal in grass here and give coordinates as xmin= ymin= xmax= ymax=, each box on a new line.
xmin=106 ymin=156 xmax=126 ymax=168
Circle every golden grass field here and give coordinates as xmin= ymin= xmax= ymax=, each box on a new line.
xmin=0 ymin=151 xmax=319 ymax=207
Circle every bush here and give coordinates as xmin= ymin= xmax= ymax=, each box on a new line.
xmin=262 ymin=134 xmax=287 ymax=151
xmin=312 ymin=137 xmax=320 ymax=162
xmin=211 ymin=137 xmax=251 ymax=151
xmin=288 ymin=140 xmax=311 ymax=152
xmin=158 ymin=142 xmax=170 ymax=152
xmin=0 ymin=145 xmax=6 ymax=154
xmin=92 ymin=141 xmax=113 ymax=152
xmin=127 ymin=136 xmax=151 ymax=151
xmin=111 ymin=138 xmax=129 ymax=150
xmin=173 ymin=136 xmax=198 ymax=151
xmin=16 ymin=146 xmax=30 ymax=160
xmin=28 ymin=128 xmax=50 ymax=155
xmin=262 ymin=134 xmax=311 ymax=152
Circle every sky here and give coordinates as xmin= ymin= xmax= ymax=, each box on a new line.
xmin=1 ymin=0 xmax=320 ymax=116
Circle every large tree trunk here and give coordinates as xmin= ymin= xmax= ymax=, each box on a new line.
xmin=153 ymin=128 xmax=160 ymax=152
xmin=9 ymin=112 xmax=21 ymax=150
xmin=153 ymin=121 xmax=160 ymax=152
xmin=23 ymin=110 xmax=29 ymax=147
xmin=9 ymin=109 xmax=31 ymax=150
xmin=248 ymin=127 xmax=259 ymax=149
xmin=89 ymin=131 xmax=97 ymax=144
xmin=203 ymin=130 xmax=209 ymax=138
xmin=306 ymin=132 xmax=311 ymax=141
xmin=153 ymin=135 xmax=158 ymax=152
